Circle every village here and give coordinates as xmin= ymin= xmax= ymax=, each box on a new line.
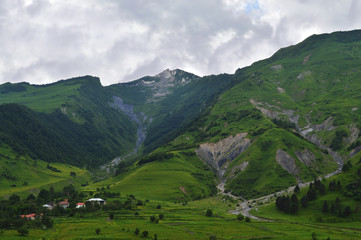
xmin=20 ymin=198 xmax=106 ymax=221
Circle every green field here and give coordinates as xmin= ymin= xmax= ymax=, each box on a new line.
xmin=0 ymin=80 xmax=82 ymax=113
xmin=84 ymin=151 xmax=216 ymax=201
xmin=0 ymin=144 xmax=92 ymax=198
xmin=1 ymin=196 xmax=361 ymax=239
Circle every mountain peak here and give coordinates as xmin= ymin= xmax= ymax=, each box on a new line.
xmin=154 ymin=68 xmax=177 ymax=79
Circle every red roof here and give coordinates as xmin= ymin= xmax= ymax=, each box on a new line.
xmin=20 ymin=213 xmax=41 ymax=219
xmin=76 ymin=202 xmax=85 ymax=205
xmin=58 ymin=199 xmax=69 ymax=205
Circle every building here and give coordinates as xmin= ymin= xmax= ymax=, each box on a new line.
xmin=42 ymin=204 xmax=53 ymax=210
xmin=86 ymin=198 xmax=106 ymax=205
xmin=20 ymin=213 xmax=43 ymax=220
xmin=58 ymin=199 xmax=70 ymax=209
xmin=76 ymin=202 xmax=85 ymax=208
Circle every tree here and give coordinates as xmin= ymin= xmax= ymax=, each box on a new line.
xmin=142 ymin=230 xmax=149 ymax=237
xmin=311 ymin=232 xmax=317 ymax=240
xmin=42 ymin=216 xmax=54 ymax=228
xmin=134 ymin=228 xmax=140 ymax=235
xmin=206 ymin=209 xmax=213 ymax=217
xmin=26 ymin=193 xmax=36 ymax=201
xmin=322 ymin=201 xmax=329 ymax=213
xmin=342 ymin=206 xmax=352 ymax=217
xmin=307 ymin=187 xmax=317 ymax=201
xmin=9 ymin=194 xmax=20 ymax=204
xmin=237 ymin=214 xmax=244 ymax=221
xmin=109 ymin=213 xmax=114 ymax=220
xmin=17 ymin=226 xmax=29 ymax=236
xmin=294 ymin=184 xmax=300 ymax=194
xmin=245 ymin=217 xmax=251 ymax=222
xmin=319 ymin=183 xmax=326 ymax=195
xmin=95 ymin=228 xmax=101 ymax=235
xmin=301 ymin=196 xmax=308 ymax=208
xmin=159 ymin=213 xmax=165 ymax=220
xmin=150 ymin=215 xmax=157 ymax=222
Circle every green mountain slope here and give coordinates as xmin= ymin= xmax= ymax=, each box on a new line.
xmin=0 ymin=143 xmax=92 ymax=198
xmin=103 ymin=30 xmax=361 ymax=201
xmin=0 ymin=76 xmax=137 ymax=167
xmin=106 ymin=69 xmax=234 ymax=154
xmin=2 ymin=30 xmax=361 ymax=202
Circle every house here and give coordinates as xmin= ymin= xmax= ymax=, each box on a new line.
xmin=86 ymin=198 xmax=106 ymax=205
xmin=58 ymin=199 xmax=70 ymax=209
xmin=20 ymin=213 xmax=43 ymax=220
xmin=43 ymin=204 xmax=53 ymax=210
xmin=76 ymin=202 xmax=85 ymax=208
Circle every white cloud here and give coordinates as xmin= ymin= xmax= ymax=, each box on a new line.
xmin=0 ymin=0 xmax=360 ymax=85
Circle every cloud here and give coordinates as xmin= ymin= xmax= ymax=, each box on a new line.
xmin=0 ymin=0 xmax=360 ymax=85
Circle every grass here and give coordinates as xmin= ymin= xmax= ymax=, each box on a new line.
xmin=0 ymin=144 xmax=92 ymax=199
xmin=0 ymin=81 xmax=81 ymax=113
xmin=1 ymin=196 xmax=361 ymax=239
xmin=84 ymin=152 xmax=216 ymax=201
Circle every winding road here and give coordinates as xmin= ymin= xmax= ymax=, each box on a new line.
xmin=222 ymin=148 xmax=344 ymax=220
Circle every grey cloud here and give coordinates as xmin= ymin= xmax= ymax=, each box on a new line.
xmin=1 ymin=0 xmax=361 ymax=86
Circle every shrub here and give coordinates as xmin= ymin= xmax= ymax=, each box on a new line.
xmin=206 ymin=209 xmax=213 ymax=217
xmin=237 ymin=214 xmax=244 ymax=221
xmin=18 ymin=226 xmax=29 ymax=236
xmin=134 ymin=228 xmax=140 ymax=235
xmin=95 ymin=228 xmax=101 ymax=235
xmin=142 ymin=230 xmax=149 ymax=237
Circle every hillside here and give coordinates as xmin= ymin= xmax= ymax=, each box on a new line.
xmin=102 ymin=30 xmax=361 ymax=201
xmin=1 ymin=30 xmax=361 ymax=202
xmin=0 ymin=76 xmax=137 ymax=167
xmin=106 ymin=69 xmax=234 ymax=154
xmin=0 ymin=29 xmax=361 ymax=240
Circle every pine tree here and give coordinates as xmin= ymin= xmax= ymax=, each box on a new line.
xmin=322 ymin=200 xmax=329 ymax=213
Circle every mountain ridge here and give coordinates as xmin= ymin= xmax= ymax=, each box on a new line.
xmin=1 ymin=29 xmax=361 ymax=201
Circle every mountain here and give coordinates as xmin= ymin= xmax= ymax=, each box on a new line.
xmin=1 ymin=30 xmax=361 ymax=202
xmin=0 ymin=76 xmax=138 ymax=167
xmin=96 ymin=30 xmax=361 ymax=200
xmin=106 ymin=68 xmax=233 ymax=154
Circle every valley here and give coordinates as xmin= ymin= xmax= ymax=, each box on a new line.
xmin=1 ymin=30 xmax=361 ymax=239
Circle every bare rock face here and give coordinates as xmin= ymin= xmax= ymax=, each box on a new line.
xmin=276 ymin=149 xmax=299 ymax=175
xmin=271 ymin=64 xmax=283 ymax=70
xmin=195 ymin=133 xmax=251 ymax=179
xmin=349 ymin=145 xmax=361 ymax=158
xmin=347 ymin=123 xmax=360 ymax=144
xmin=295 ymin=149 xmax=316 ymax=168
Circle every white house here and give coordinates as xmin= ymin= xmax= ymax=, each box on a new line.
xmin=86 ymin=198 xmax=106 ymax=205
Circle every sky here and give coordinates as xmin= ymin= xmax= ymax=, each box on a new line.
xmin=0 ymin=0 xmax=360 ymax=86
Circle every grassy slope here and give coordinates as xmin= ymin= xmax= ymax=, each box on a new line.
xmin=0 ymin=144 xmax=92 ymax=199
xmin=157 ymin=31 xmax=361 ymax=198
xmin=0 ymin=76 xmax=137 ymax=167
xmin=85 ymin=150 xmax=216 ymax=201
xmin=0 ymin=80 xmax=81 ymax=113
xmin=253 ymin=151 xmax=361 ymax=224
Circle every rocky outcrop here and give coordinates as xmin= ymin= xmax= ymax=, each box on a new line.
xmin=295 ymin=149 xmax=317 ymax=169
xmin=347 ymin=123 xmax=360 ymax=144
xmin=271 ymin=64 xmax=283 ymax=70
xmin=109 ymin=96 xmax=147 ymax=153
xmin=276 ymin=149 xmax=299 ymax=176
xmin=195 ymin=133 xmax=251 ymax=179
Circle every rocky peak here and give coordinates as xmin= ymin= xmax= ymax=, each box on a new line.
xmin=154 ymin=68 xmax=177 ymax=80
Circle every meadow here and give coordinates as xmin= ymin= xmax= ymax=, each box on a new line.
xmin=1 ymin=195 xmax=361 ymax=240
